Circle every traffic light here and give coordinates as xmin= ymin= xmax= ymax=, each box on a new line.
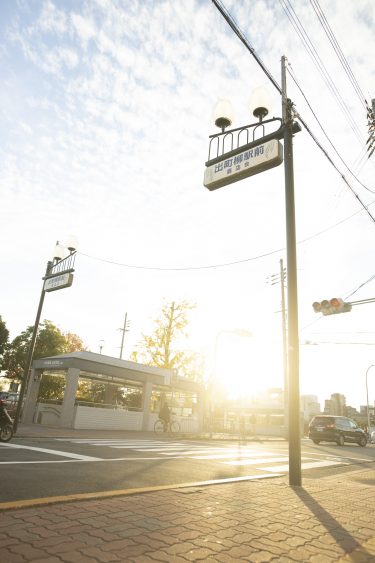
xmin=312 ymin=298 xmax=352 ymax=316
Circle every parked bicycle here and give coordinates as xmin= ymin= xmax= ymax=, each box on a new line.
xmin=154 ymin=417 xmax=180 ymax=434
xmin=0 ymin=399 xmax=14 ymax=442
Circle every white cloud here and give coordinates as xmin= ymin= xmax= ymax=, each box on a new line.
xmin=71 ymin=12 xmax=96 ymax=45
xmin=1 ymin=0 xmax=375 ymax=408
xmin=36 ymin=0 xmax=67 ymax=35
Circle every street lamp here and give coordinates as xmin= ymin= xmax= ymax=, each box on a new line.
xmin=365 ymin=365 xmax=374 ymax=436
xmin=13 ymin=237 xmax=78 ymax=433
xmin=204 ymin=57 xmax=302 ymax=485
xmin=99 ymin=340 xmax=105 ymax=354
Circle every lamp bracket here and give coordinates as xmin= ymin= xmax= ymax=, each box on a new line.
xmin=206 ymin=120 xmax=301 ymax=167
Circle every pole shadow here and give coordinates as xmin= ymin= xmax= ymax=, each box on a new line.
xmin=291 ymin=486 xmax=372 ymax=558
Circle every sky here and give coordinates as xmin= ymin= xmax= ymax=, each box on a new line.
xmin=1 ymin=0 xmax=375 ymax=411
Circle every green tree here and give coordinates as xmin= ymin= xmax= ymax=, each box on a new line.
xmin=121 ymin=388 xmax=142 ymax=409
xmin=0 ymin=316 xmax=9 ymax=359
xmin=38 ymin=375 xmax=66 ymax=401
xmin=76 ymin=380 xmax=106 ymax=404
xmin=2 ymin=320 xmax=86 ymax=382
xmin=130 ymin=300 xmax=203 ymax=381
xmin=0 ymin=316 xmax=10 ymax=377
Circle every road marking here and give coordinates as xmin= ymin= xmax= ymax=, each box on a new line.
xmin=260 ymin=459 xmax=350 ymax=472
xmin=135 ymin=448 xmax=253 ymax=455
xmin=302 ymin=451 xmax=373 ymax=462
xmin=0 ymin=457 xmax=166 ymax=465
xmin=4 ymin=439 xmax=369 ymax=471
xmin=224 ymin=456 xmax=291 ymax=466
xmin=56 ymin=439 xmax=188 ymax=445
xmin=110 ymin=446 xmax=217 ymax=451
xmin=192 ymin=451 xmax=277 ymax=460
xmin=0 ymin=443 xmax=102 ymax=461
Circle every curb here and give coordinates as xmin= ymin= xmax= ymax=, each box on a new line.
xmin=0 ymin=473 xmax=284 ymax=512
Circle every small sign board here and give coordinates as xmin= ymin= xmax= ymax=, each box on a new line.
xmin=44 ymin=273 xmax=73 ymax=292
xmin=204 ymin=139 xmax=283 ymax=191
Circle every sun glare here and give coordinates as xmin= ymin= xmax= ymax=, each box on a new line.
xmin=213 ymin=332 xmax=281 ymax=400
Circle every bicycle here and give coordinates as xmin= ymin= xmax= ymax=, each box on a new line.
xmin=154 ymin=417 xmax=180 ymax=434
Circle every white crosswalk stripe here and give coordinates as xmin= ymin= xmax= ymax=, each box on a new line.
xmin=260 ymin=459 xmax=350 ymax=472
xmin=56 ymin=438 xmax=351 ymax=473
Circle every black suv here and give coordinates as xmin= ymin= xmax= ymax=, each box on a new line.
xmin=308 ymin=415 xmax=367 ymax=447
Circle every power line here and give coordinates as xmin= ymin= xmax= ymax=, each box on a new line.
xmin=287 ymin=64 xmax=375 ymax=195
xmin=345 ymin=274 xmax=375 ymax=300
xmin=295 ymin=111 xmax=375 ymax=224
xmin=278 ymin=0 xmax=366 ymax=147
xmin=210 ymin=1 xmax=375 ymax=224
xmin=211 ymin=0 xmax=281 ymax=94
xmin=79 ymin=1 xmax=372 ymax=277
xmin=78 ymin=247 xmax=284 ymax=271
xmin=309 ymin=0 xmax=368 ymax=111
xmin=79 ymin=198 xmax=375 ymax=272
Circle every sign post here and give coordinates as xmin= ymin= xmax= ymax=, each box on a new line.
xmin=203 ymin=57 xmax=302 ymax=486
xmin=13 ymin=250 xmax=77 ymax=433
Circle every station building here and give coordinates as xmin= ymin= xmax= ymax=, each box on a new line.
xmin=22 ymin=351 xmax=204 ymax=433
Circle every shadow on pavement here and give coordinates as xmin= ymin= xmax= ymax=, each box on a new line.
xmin=292 ymin=486 xmax=371 ymax=558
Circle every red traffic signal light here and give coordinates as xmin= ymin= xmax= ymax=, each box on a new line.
xmin=312 ymin=298 xmax=352 ymax=316
xmin=312 ymin=301 xmax=322 ymax=313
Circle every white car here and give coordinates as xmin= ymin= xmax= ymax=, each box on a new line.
xmin=370 ymin=430 xmax=375 ymax=444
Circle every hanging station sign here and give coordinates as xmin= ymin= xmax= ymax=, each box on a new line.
xmin=44 ymin=273 xmax=74 ymax=292
xmin=204 ymin=139 xmax=283 ymax=191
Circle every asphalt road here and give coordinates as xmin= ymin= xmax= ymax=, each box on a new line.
xmin=1 ymin=437 xmax=374 ymax=504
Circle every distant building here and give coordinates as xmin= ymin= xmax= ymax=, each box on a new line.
xmin=360 ymin=405 xmax=375 ymax=416
xmin=300 ymin=395 xmax=320 ymax=421
xmin=324 ymin=393 xmax=346 ymax=415
xmin=255 ymin=388 xmax=283 ymax=407
xmin=345 ymin=405 xmax=359 ymax=418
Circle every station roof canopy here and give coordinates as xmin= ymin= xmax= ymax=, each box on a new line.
xmin=32 ymin=351 xmax=172 ymax=387
xmin=32 ymin=352 xmax=203 ymax=393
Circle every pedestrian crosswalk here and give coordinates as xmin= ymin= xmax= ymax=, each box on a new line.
xmin=56 ymin=438 xmax=350 ymax=474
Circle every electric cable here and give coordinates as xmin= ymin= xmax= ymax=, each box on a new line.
xmin=309 ymin=0 xmax=368 ymax=111
xmin=279 ymin=0 xmax=365 ymax=147
xmin=210 ymin=0 xmax=281 ymax=95
xmin=295 ymin=111 xmax=375 ymax=224
xmin=211 ymin=0 xmax=375 ymax=224
xmin=79 ymin=198 xmax=375 ymax=271
xmin=345 ymin=274 xmax=375 ymax=300
xmin=287 ymin=63 xmax=375 ymax=195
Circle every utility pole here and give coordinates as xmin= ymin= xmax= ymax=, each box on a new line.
xmin=279 ymin=259 xmax=288 ymax=438
xmin=119 ymin=312 xmax=130 ymax=359
xmin=282 ymin=55 xmax=301 ymax=486
xmin=366 ymin=98 xmax=375 ymax=159
xmin=267 ymin=260 xmax=288 ymax=438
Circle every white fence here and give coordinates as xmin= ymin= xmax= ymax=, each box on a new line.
xmin=33 ymin=402 xmax=201 ymax=432
xmin=73 ymin=405 xmax=143 ymax=430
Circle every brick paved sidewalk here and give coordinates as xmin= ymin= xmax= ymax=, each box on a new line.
xmin=1 ymin=470 xmax=374 ymax=563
